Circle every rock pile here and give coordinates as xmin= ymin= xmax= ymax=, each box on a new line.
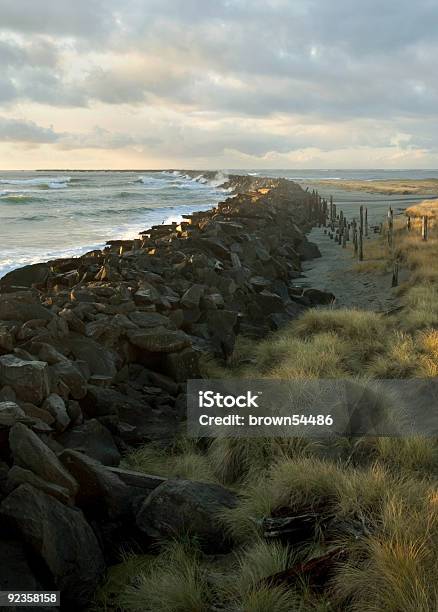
xmin=0 ymin=175 xmax=329 ymax=608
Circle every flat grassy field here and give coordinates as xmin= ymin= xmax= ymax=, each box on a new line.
xmin=317 ymin=178 xmax=438 ymax=195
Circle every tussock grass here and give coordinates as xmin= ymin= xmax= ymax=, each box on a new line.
xmin=406 ymin=198 xmax=438 ymax=218
xmin=123 ymin=438 xmax=218 ymax=483
xmin=118 ymin=541 xmax=211 ymax=612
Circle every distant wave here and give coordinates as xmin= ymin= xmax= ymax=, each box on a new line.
xmin=0 ymin=191 xmax=42 ymax=204
xmin=0 ymin=176 xmax=71 ymax=188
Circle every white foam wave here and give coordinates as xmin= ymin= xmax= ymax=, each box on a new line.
xmin=0 ymin=176 xmax=71 ymax=188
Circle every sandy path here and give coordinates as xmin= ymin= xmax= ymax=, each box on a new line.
xmin=293 ymin=184 xmax=419 ymax=312
xmin=295 ymin=226 xmax=398 ymax=312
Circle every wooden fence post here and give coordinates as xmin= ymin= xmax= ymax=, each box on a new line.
xmin=359 ymin=232 xmax=363 ymax=261
xmin=365 ymin=207 xmax=368 ymax=236
xmin=391 ymin=260 xmax=399 ymax=287
xmin=422 ymin=216 xmax=428 ymax=241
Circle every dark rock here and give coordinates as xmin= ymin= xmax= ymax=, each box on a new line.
xmin=6 ymin=465 xmax=71 ymax=504
xmin=136 ymin=479 xmax=237 ymax=552
xmin=0 ymin=299 xmax=52 ymax=323
xmin=42 ymin=394 xmax=70 ymax=432
xmin=49 ymin=360 xmax=87 ymax=400
xmin=9 ymin=423 xmax=78 ymax=497
xmin=128 ymin=327 xmax=191 ymax=353
xmin=303 ymin=288 xmax=335 ymax=305
xmin=298 ymin=239 xmax=321 ymax=260
xmin=162 ymin=348 xmax=200 ymax=382
xmin=0 ymin=484 xmax=105 ymax=608
xmin=0 ymin=356 xmax=49 ymax=404
xmin=0 ymin=262 xmax=49 ymax=289
xmin=128 ymin=311 xmax=170 ymax=328
xmin=66 ymin=336 xmax=118 ymax=378
xmin=58 ymin=419 xmax=121 ymax=466
xmin=180 ymin=284 xmax=205 ymax=309
xmin=59 ymin=450 xmax=129 ymax=519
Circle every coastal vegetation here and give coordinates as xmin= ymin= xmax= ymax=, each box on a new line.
xmin=317 ymin=178 xmax=438 ymax=196
xmin=94 ymin=207 xmax=438 ymax=611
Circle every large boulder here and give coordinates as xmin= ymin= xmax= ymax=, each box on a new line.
xmin=128 ymin=311 xmax=171 ymax=329
xmin=128 ymin=327 xmax=191 ymax=353
xmin=9 ymin=423 xmax=78 ymax=497
xmin=0 ymin=539 xmax=49 ymax=600
xmin=162 ymin=348 xmax=200 ymax=382
xmin=136 ymin=479 xmax=238 ymax=552
xmin=49 ymin=360 xmax=88 ymax=400
xmin=66 ymin=336 xmax=118 ymax=378
xmin=59 ymin=450 xmax=130 ymax=519
xmin=6 ymin=465 xmax=71 ymax=504
xmin=42 ymin=393 xmax=70 ymax=432
xmin=0 ymin=263 xmax=49 ymax=289
xmin=0 ymin=298 xmax=52 ymax=323
xmin=0 ymin=355 xmax=50 ymax=404
xmin=0 ymin=402 xmax=28 ymax=428
xmin=58 ymin=419 xmax=120 ymax=466
xmin=0 ymin=484 xmax=105 ymax=608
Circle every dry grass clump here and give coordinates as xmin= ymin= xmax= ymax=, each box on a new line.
xmin=318 ymin=179 xmax=438 ymax=195
xmin=123 ymin=438 xmax=218 ymax=483
xmin=291 ymin=308 xmax=386 ymax=341
xmin=334 ymin=490 xmax=438 ymax=611
xmin=118 ymin=541 xmax=211 ymax=612
xmin=406 ymin=198 xmax=438 ymax=218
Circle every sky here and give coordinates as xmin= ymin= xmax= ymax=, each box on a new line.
xmin=0 ymin=0 xmax=437 ymax=170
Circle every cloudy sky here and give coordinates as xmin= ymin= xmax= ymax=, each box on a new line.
xmin=0 ymin=0 xmax=437 ymax=169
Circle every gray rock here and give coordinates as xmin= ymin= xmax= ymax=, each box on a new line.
xmin=0 ymin=355 xmax=49 ymax=404
xmin=136 ymin=479 xmax=237 ymax=552
xmin=49 ymin=360 xmax=87 ymax=400
xmin=42 ymin=394 xmax=70 ymax=432
xmin=0 ymin=402 xmax=28 ymax=428
xmin=180 ymin=284 xmax=205 ymax=309
xmin=0 ymin=300 xmax=52 ymax=322
xmin=128 ymin=311 xmax=171 ymax=328
xmin=67 ymin=336 xmax=118 ymax=378
xmin=128 ymin=327 xmax=191 ymax=353
xmin=0 ymin=484 xmax=104 ymax=608
xmin=7 ymin=465 xmax=71 ymax=504
xmin=9 ymin=423 xmax=78 ymax=497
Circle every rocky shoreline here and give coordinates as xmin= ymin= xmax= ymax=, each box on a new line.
xmin=0 ymin=175 xmax=331 ymax=609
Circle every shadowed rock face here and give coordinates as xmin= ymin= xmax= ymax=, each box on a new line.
xmin=0 ymin=175 xmax=328 ymax=607
xmin=136 ymin=478 xmax=238 ymax=552
xmin=0 ymin=484 xmax=105 ymax=608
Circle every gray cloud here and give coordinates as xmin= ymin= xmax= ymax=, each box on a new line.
xmin=0 ymin=0 xmax=438 ymax=162
xmin=0 ymin=117 xmax=62 ymax=143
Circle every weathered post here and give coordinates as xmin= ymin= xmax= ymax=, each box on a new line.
xmin=387 ymin=206 xmax=394 ymax=248
xmin=422 ymin=215 xmax=428 ymax=241
xmin=406 ymin=216 xmax=411 ymax=231
xmin=359 ymin=205 xmax=364 ymax=237
xmin=359 ymin=232 xmax=363 ymax=261
xmin=391 ymin=260 xmax=399 ymax=287
xmin=365 ymin=207 xmax=368 ymax=236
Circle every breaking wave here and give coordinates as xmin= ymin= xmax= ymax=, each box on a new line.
xmin=0 ymin=176 xmax=71 ymax=188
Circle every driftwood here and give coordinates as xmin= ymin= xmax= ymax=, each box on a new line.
xmin=261 ymin=546 xmax=347 ymax=591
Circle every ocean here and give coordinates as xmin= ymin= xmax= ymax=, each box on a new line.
xmin=1 ymin=168 xmax=438 ymax=279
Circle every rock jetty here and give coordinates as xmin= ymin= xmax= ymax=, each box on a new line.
xmin=0 ymin=174 xmax=330 ymax=608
